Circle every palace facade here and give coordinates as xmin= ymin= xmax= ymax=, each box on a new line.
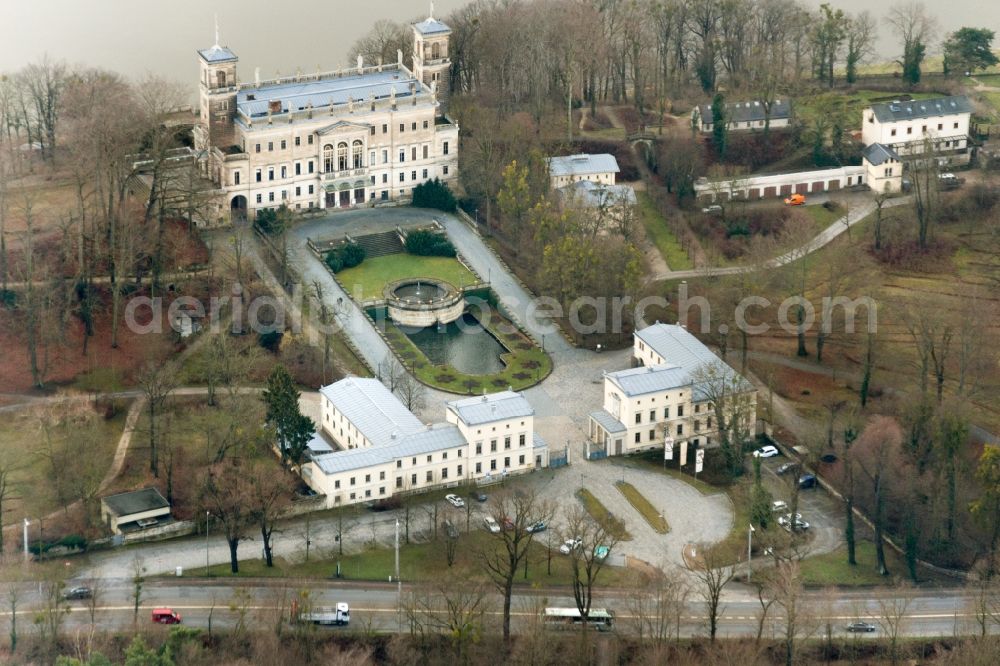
xmin=193 ymin=12 xmax=459 ymax=219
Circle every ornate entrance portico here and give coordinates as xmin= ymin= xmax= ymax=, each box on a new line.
xmin=318 ymin=120 xmax=371 ymax=209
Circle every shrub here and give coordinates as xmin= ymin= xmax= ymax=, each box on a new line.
xmin=340 ymin=242 xmax=366 ymax=269
xmin=411 ymin=177 xmax=458 ymax=212
xmin=325 ymin=242 xmax=366 ymax=272
xmin=258 ymin=330 xmax=283 ymax=352
xmin=405 ymin=229 xmax=456 ymax=257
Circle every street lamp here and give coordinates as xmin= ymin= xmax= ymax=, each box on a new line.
xmin=23 ymin=518 xmax=30 ymax=560
xmin=205 ymin=511 xmax=211 ymax=576
xmin=748 ymin=523 xmax=756 ymax=582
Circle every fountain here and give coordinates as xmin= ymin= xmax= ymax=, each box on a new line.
xmin=384 ymin=278 xmax=464 ymax=327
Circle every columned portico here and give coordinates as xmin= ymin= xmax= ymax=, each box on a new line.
xmin=318 ymin=121 xmax=371 ymax=209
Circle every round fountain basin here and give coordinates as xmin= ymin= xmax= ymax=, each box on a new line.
xmin=384 ymin=278 xmax=464 ymax=327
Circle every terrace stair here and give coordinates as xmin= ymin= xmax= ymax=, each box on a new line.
xmin=352 ymin=230 xmax=405 ymax=258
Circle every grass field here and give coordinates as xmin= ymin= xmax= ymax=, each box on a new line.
xmin=638 ymin=192 xmax=693 ymax=270
xmin=192 ymin=529 xmax=642 ymax=588
xmin=576 ymin=488 xmax=632 ymax=541
xmin=798 ymin=540 xmax=921 ymax=587
xmin=802 ymin=202 xmax=845 ymax=230
xmin=615 ymin=481 xmax=669 ymax=534
xmin=0 ymin=402 xmax=129 ymax=520
xmin=337 ymin=254 xmax=479 ymax=301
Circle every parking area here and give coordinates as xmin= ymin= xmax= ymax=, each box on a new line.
xmin=754 ymin=448 xmax=845 ymax=557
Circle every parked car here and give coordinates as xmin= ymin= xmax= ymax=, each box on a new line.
xmin=470 ymin=491 xmax=488 ymax=503
xmin=776 ymin=462 xmax=798 ymax=475
xmin=799 ymin=473 xmax=818 ymax=489
xmin=151 ymin=608 xmax=182 ymax=624
xmin=784 ymin=193 xmax=806 ymax=206
xmin=594 ymin=545 xmax=610 ymax=561
xmin=777 ymin=513 xmax=803 ymax=527
xmin=701 ymin=204 xmax=723 ymax=214
xmin=443 ymin=519 xmax=459 ymax=540
xmin=483 ymin=516 xmax=501 ymax=534
xmin=559 ymin=537 xmax=583 ymax=555
xmin=937 ymin=172 xmax=964 ymax=190
xmin=846 ymin=621 xmax=877 ymax=633
xmin=445 ymin=494 xmax=465 ymax=508
xmin=527 ymin=520 xmax=547 ymax=533
xmin=62 ymin=586 xmax=92 ymax=600
xmin=771 ymin=500 xmax=788 ymax=513
xmin=753 ymin=445 xmax=779 ymax=458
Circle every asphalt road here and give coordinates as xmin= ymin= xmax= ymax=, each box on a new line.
xmin=9 ymin=579 xmax=992 ymax=639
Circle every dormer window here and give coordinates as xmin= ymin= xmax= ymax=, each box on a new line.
xmin=247 ymin=94 xmax=256 ymax=101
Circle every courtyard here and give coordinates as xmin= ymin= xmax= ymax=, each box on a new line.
xmin=336 ymin=253 xmax=478 ymax=302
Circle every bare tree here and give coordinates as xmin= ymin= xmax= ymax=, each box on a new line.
xmin=853 ymin=416 xmax=907 ymax=576
xmin=478 ymin=488 xmax=551 ymax=641
xmin=685 ymin=542 xmax=736 ymax=642
xmin=876 ymin=582 xmax=913 ymax=665
xmin=627 ymin=569 xmax=689 ymax=648
xmin=32 ymin=575 xmax=68 ymax=654
xmin=200 ymin=459 xmax=255 ymax=573
xmin=395 ymin=371 xmax=426 ymax=412
xmin=136 ymin=361 xmax=177 ymax=477
xmin=563 ymin=505 xmax=622 ymax=627
xmin=20 ymin=56 xmax=67 ymax=162
xmin=248 ymin=460 xmax=293 ymax=567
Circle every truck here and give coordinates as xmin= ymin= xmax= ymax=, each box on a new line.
xmin=291 ymin=600 xmax=350 ymax=626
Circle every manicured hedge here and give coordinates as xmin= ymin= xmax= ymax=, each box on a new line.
xmin=405 ymin=229 xmax=456 ymax=257
xmin=325 ymin=242 xmax=367 ymax=273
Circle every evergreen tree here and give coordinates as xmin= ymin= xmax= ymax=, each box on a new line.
xmin=711 ymin=93 xmax=728 ymax=159
xmin=262 ymin=366 xmax=315 ymax=466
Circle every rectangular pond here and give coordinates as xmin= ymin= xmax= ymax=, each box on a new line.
xmin=401 ymin=312 xmax=506 ymax=376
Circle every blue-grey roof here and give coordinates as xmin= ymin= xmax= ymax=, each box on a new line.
xmin=559 ymin=181 xmax=636 ymax=208
xmin=548 ymin=154 xmax=620 ymax=178
xmin=696 ymin=99 xmax=791 ymax=125
xmin=102 ymin=487 xmax=169 ymax=517
xmin=236 ymin=69 xmax=425 ymax=118
xmin=862 ymin=143 xmax=900 ymax=166
xmin=320 ymin=378 xmax=425 ymax=448
xmin=589 ymin=409 xmax=627 ymax=434
xmin=636 ymin=324 xmax=721 ymax=368
xmin=447 ymin=391 xmax=534 ymax=426
xmin=198 ymin=45 xmax=238 ymax=63
xmin=607 ymin=364 xmax=692 ymax=397
xmin=311 ymin=423 xmax=465 ymax=475
xmin=306 ymin=432 xmax=334 ymax=457
xmin=413 ymin=17 xmax=452 ymax=36
xmin=869 ymin=95 xmax=972 ymax=123
xmin=533 ymin=432 xmax=547 ymax=449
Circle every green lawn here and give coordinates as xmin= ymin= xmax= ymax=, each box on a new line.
xmin=799 ymin=541 xmax=912 ymax=587
xmin=638 ymin=192 xmax=693 ymax=270
xmin=0 ymin=403 xmax=129 ymax=520
xmin=802 ymin=203 xmax=845 ymax=231
xmin=981 ymin=92 xmax=1000 ymax=119
xmin=576 ymin=488 xmax=632 ymax=541
xmin=190 ymin=529 xmax=642 ymax=588
xmin=337 ymin=254 xmax=479 ymax=301
xmin=615 ymin=481 xmax=669 ymax=534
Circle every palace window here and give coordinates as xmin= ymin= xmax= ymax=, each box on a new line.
xmin=295 ymin=162 xmax=301 ymax=176
xmin=280 ymin=165 xmax=286 ymax=178
xmin=423 ymin=145 xmax=428 ymax=159
xmin=399 ymin=123 xmax=405 ymax=132
xmin=308 ymin=184 xmax=314 ymax=194
xmin=268 ymin=168 xmax=274 ymax=181
xmin=411 ymin=147 xmax=417 ymax=161
xmin=255 ymin=169 xmax=261 ymax=182
xmin=268 ymin=141 xmax=273 ymax=151
xmin=423 ymin=120 xmax=429 ymax=129
xmin=337 ymin=142 xmax=349 ymax=171
xmin=308 ymin=134 xmax=314 ymax=145
xmin=308 ymin=160 xmax=314 ymax=173
xmin=422 ymin=169 xmax=428 ymax=179
xmin=234 ymin=171 xmax=240 ymax=185
xmin=256 ymin=194 xmax=262 ymax=204
xmin=443 ymin=141 xmax=450 ymax=155
xmin=399 ymin=150 xmax=405 ymax=163
xmin=280 ymin=139 xmax=286 ymax=150
xmin=323 ymin=144 xmax=335 ymax=173
xmin=352 ymin=140 xmax=364 ymax=168
xmin=295 ymin=136 xmax=300 ymax=146
xmin=443 ymin=166 xmax=449 ymax=175
xmin=399 ymin=173 xmax=405 ymax=182
xmin=268 ymin=192 xmax=274 ymax=202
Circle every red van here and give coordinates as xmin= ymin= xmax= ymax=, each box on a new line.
xmin=151 ymin=608 xmax=182 ymax=624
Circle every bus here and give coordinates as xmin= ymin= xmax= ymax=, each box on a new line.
xmin=543 ymin=607 xmax=615 ymax=631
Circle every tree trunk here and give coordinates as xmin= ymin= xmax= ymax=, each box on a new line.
xmin=262 ymin=524 xmax=274 ymax=567
xmin=228 ymin=538 xmax=240 ymax=574
xmin=874 ymin=476 xmax=888 ymax=576
xmin=796 ymin=305 xmax=808 ymax=357
xmin=845 ymin=496 xmax=856 ymax=566
xmin=502 ymin=579 xmax=513 ymax=641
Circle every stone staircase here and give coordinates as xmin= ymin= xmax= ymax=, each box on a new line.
xmin=352 ymin=230 xmax=404 ymax=258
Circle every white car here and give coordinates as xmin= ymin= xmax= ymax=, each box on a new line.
xmin=559 ymin=538 xmax=583 ymax=555
xmin=445 ymin=494 xmax=465 ymax=508
xmin=701 ymin=204 xmax=723 ymax=214
xmin=483 ymin=516 xmax=501 ymax=534
xmin=771 ymin=500 xmax=788 ymax=514
xmin=753 ymin=445 xmax=779 ymax=458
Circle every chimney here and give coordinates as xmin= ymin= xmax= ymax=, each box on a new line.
xmin=410 ymin=81 xmax=417 ymax=106
xmin=378 ymin=56 xmax=383 ymax=72
xmin=357 ymin=55 xmax=363 ymax=74
xmin=397 ymin=49 xmax=403 ymax=66
xmin=254 ymin=67 xmax=260 ymax=86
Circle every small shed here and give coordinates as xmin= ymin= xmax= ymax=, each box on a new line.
xmin=101 ymin=487 xmax=171 ymax=535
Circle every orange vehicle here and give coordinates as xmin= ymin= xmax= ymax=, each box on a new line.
xmin=784 ymin=193 xmax=806 ymax=206
xmin=152 ymin=608 xmax=182 ymax=624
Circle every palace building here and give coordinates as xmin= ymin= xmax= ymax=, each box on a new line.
xmin=193 ymin=10 xmax=458 ymax=220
